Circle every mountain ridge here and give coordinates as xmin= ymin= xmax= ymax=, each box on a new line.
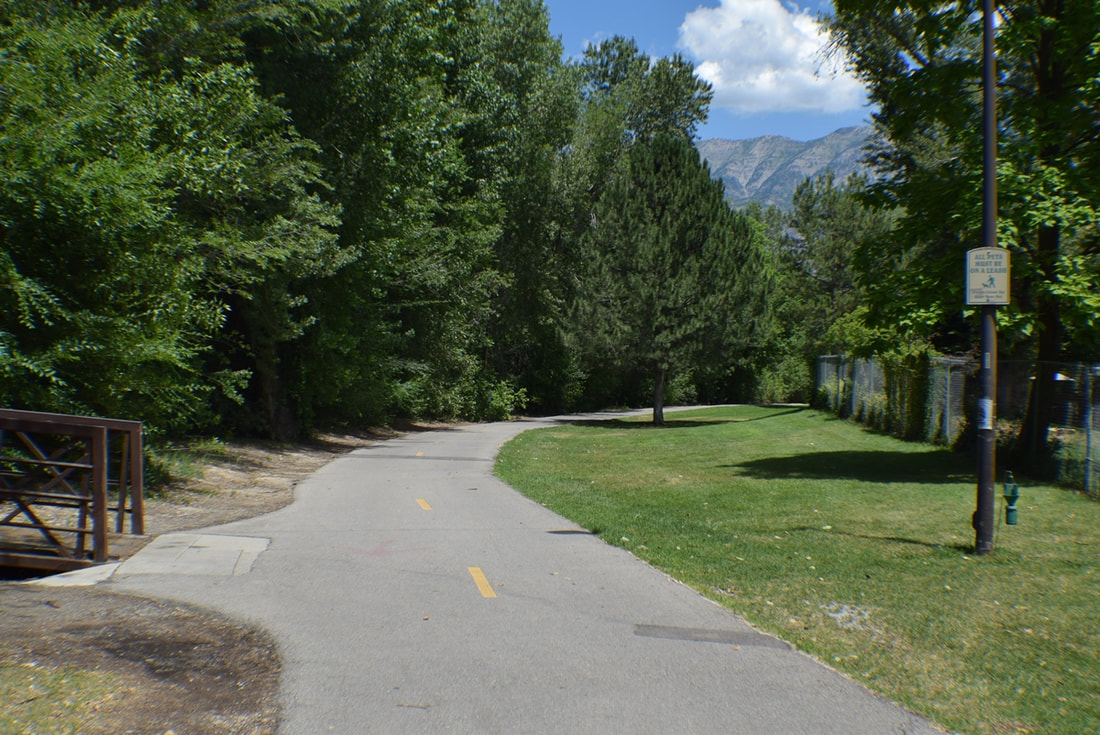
xmin=698 ymin=126 xmax=873 ymax=210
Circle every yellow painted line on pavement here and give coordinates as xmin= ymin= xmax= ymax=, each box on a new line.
xmin=468 ymin=567 xmax=497 ymax=598
xmin=416 ymin=498 xmax=432 ymax=510
xmin=416 ymin=450 xmax=424 ymax=457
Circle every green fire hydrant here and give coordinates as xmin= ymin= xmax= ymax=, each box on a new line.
xmin=1003 ymin=471 xmax=1020 ymax=526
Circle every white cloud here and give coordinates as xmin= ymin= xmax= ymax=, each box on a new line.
xmin=678 ymin=0 xmax=866 ymax=115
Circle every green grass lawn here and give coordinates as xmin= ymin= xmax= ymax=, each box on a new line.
xmin=0 ymin=662 xmax=119 ymax=735
xmin=496 ymin=406 xmax=1099 ymax=735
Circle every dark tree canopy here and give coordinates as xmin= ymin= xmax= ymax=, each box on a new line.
xmin=0 ymin=1 xmax=783 ymax=441
xmin=829 ymin=0 xmax=1100 ymax=462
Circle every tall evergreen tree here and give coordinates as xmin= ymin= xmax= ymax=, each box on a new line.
xmin=577 ymin=134 xmax=759 ymax=424
xmin=560 ymin=36 xmax=731 ymax=414
xmin=566 ymin=36 xmax=714 ymax=209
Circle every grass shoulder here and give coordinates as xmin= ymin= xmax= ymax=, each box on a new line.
xmin=496 ymin=405 xmax=1099 ymax=735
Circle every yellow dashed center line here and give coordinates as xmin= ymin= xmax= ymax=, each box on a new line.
xmin=416 ymin=498 xmax=432 ymax=510
xmin=468 ymin=567 xmax=497 ymax=598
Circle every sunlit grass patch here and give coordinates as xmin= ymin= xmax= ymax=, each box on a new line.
xmin=0 ymin=661 xmax=122 ymax=735
xmin=496 ymin=406 xmax=1100 ymax=735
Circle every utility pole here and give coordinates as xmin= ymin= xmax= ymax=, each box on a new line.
xmin=973 ymin=0 xmax=999 ymax=555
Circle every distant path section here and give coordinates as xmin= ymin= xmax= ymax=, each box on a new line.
xmin=109 ymin=414 xmax=941 ymax=735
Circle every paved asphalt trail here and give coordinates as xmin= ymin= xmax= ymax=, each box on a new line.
xmin=108 ymin=415 xmax=941 ymax=734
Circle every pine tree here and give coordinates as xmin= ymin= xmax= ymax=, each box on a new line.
xmin=578 ymin=134 xmax=759 ymax=424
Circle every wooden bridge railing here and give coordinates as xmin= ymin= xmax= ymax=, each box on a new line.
xmin=0 ymin=408 xmax=144 ymax=571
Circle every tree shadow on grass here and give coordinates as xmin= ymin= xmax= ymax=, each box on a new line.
xmin=566 ymin=418 xmax=728 ymax=430
xmin=789 ymin=525 xmax=972 ymax=553
xmin=557 ymin=406 xmax=809 ymax=431
xmin=727 ymin=450 xmax=973 ymax=485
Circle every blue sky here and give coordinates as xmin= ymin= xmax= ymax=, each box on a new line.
xmin=543 ymin=0 xmax=875 ymax=142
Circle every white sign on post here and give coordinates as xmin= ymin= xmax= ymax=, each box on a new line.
xmin=966 ymin=247 xmax=1010 ymax=305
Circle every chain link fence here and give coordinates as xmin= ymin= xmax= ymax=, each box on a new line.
xmin=814 ymin=355 xmax=886 ymax=424
xmin=925 ymin=357 xmax=973 ymax=446
xmin=815 ymin=355 xmax=1099 ymax=496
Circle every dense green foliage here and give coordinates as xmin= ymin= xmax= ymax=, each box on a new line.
xmin=0 ymin=0 xmax=766 ymax=437
xmin=830 ymin=1 xmax=1099 ymax=354
xmin=828 ymin=0 xmax=1100 ymax=462
xmin=2 ymin=1 xmax=1095 ymax=448
xmin=747 ymin=173 xmax=895 ymax=402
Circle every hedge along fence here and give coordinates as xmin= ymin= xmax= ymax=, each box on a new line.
xmin=814 ymin=353 xmax=938 ymax=441
xmin=815 ymin=355 xmax=1099 ymax=497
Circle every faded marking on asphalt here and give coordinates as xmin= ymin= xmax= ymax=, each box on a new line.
xmin=468 ymin=567 xmax=497 ymax=598
xmin=416 ymin=498 xmax=432 ymax=510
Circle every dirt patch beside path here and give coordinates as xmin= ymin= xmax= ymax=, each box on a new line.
xmin=0 ymin=428 xmax=409 ymax=734
xmin=1 ymin=586 xmax=282 ymax=734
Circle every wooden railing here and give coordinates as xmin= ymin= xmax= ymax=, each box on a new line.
xmin=0 ymin=408 xmax=144 ymax=571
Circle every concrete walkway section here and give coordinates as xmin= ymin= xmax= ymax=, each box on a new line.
xmin=108 ymin=417 xmax=942 ymax=735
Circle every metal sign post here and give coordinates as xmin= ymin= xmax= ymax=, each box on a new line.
xmin=969 ymin=0 xmax=1005 ymax=556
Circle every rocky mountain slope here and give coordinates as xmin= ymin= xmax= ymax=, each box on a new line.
xmin=698 ymin=126 xmax=872 ymax=210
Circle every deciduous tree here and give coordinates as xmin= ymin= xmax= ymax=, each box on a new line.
xmin=828 ymin=0 xmax=1100 ymax=464
xmin=0 ymin=4 xmax=221 ymax=432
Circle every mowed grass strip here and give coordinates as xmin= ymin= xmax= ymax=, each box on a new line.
xmin=495 ymin=406 xmax=1099 ymax=735
xmin=0 ymin=662 xmax=121 ymax=735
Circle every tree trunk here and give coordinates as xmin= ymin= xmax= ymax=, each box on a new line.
xmin=1013 ymin=16 xmax=1066 ymax=473
xmin=1014 ymin=227 xmax=1062 ymax=472
xmin=652 ymin=366 xmax=666 ymax=425
xmin=251 ymin=321 xmax=297 ymax=442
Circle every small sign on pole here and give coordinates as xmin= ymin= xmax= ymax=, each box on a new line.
xmin=966 ymin=247 xmax=1010 ymax=305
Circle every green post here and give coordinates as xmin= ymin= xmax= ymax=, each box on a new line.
xmin=1003 ymin=471 xmax=1019 ymax=526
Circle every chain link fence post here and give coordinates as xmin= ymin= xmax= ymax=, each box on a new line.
xmin=1084 ymin=364 xmax=1097 ymax=497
